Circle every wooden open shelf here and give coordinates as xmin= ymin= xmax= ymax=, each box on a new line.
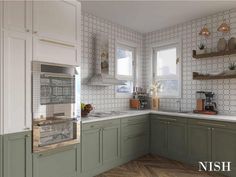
xmin=192 ymin=49 xmax=236 ymax=59
xmin=193 ymin=72 xmax=236 ymax=80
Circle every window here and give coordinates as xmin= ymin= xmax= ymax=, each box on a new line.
xmin=116 ymin=42 xmax=135 ymax=95
xmin=153 ymin=40 xmax=181 ymax=98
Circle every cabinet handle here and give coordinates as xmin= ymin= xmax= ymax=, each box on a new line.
xmin=24 ymin=127 xmax=30 ymax=130
xmin=158 ymin=118 xmax=177 ymax=122
xmin=25 ymin=134 xmax=30 ymax=138
xmin=197 ymin=122 xmax=226 ymax=128
xmin=26 ymin=29 xmax=30 ymax=32
xmin=33 ymin=31 xmax=38 ymax=34
xmin=39 ymin=39 xmax=75 ymax=48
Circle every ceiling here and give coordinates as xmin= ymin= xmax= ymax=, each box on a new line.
xmin=81 ymin=1 xmax=235 ymax=33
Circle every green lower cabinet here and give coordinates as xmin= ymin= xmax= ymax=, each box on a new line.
xmin=212 ymin=128 xmax=236 ymax=177
xmin=3 ymin=131 xmax=32 ymax=177
xmin=121 ymin=116 xmax=149 ymax=160
xmin=188 ymin=124 xmax=212 ymax=165
xmin=81 ymin=119 xmax=121 ymax=176
xmin=33 ymin=145 xmax=78 ymax=177
xmin=150 ymin=115 xmax=187 ymax=162
xmin=82 ymin=128 xmax=101 ymax=173
xmin=0 ymin=135 xmax=2 ymax=177
xmin=167 ymin=121 xmax=187 ymax=162
xmin=150 ymin=118 xmax=168 ymax=156
xmin=102 ymin=125 xmax=120 ymax=164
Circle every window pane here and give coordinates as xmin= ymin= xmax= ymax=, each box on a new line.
xmin=158 ymin=80 xmax=179 ymax=96
xmin=117 ymin=47 xmax=133 ymax=76
xmin=156 ymin=48 xmax=177 ymax=76
xmin=116 ymin=81 xmax=133 ymax=94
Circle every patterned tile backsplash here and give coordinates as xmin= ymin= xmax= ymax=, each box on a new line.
xmin=144 ymin=9 xmax=236 ymax=115
xmin=81 ymin=9 xmax=236 ymax=115
xmin=81 ymin=12 xmax=143 ymax=111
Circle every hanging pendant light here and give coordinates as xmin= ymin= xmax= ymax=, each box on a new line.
xmin=217 ymin=19 xmax=230 ymax=33
xmin=199 ymin=24 xmax=211 ymax=37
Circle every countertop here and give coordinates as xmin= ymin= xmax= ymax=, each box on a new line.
xmin=81 ymin=110 xmax=236 ymax=123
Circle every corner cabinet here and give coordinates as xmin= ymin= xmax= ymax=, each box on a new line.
xmin=150 ymin=115 xmax=187 ymax=162
xmin=3 ymin=131 xmax=32 ymax=177
xmin=32 ymin=0 xmax=81 ymax=65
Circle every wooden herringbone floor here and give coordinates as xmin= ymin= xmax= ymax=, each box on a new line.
xmin=96 ymin=154 xmax=226 ymax=177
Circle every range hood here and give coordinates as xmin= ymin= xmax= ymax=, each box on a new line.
xmin=87 ymin=73 xmax=125 ymax=86
xmin=87 ymin=34 xmax=125 ymax=86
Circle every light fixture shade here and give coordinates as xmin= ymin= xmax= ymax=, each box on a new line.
xmin=217 ymin=20 xmax=230 ymax=33
xmin=199 ymin=24 xmax=210 ymax=37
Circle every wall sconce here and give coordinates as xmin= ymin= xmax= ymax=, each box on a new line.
xmin=199 ymin=24 xmax=211 ymax=37
xmin=217 ymin=19 xmax=230 ymax=33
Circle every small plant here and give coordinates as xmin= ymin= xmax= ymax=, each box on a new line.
xmin=228 ymin=61 xmax=236 ymax=70
xmin=198 ymin=43 xmax=205 ymax=50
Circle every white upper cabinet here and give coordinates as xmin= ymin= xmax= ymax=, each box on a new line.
xmin=32 ymin=0 xmax=81 ymax=66
xmin=3 ymin=0 xmax=32 ymax=33
xmin=1 ymin=1 xmax=32 ymax=134
xmin=3 ymin=30 xmax=32 ymax=134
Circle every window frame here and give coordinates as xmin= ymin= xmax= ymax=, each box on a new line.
xmin=152 ymin=39 xmax=182 ymax=98
xmin=115 ymin=39 xmax=137 ymax=97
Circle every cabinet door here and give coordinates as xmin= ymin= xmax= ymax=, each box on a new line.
xmin=33 ymin=145 xmax=78 ymax=177
xmin=3 ymin=0 xmax=32 ymax=33
xmin=188 ymin=124 xmax=211 ymax=165
xmin=167 ymin=121 xmax=187 ymax=162
xmin=33 ymin=0 xmax=79 ymax=43
xmin=102 ymin=125 xmax=120 ymax=164
xmin=3 ymin=132 xmax=32 ymax=177
xmin=212 ymin=128 xmax=236 ymax=177
xmin=150 ymin=119 xmax=168 ymax=156
xmin=0 ymin=136 xmax=2 ymax=177
xmin=82 ymin=128 xmax=102 ymax=172
xmin=3 ymin=31 xmax=32 ymax=134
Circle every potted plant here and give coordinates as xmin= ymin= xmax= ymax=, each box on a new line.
xmin=225 ymin=60 xmax=236 ymax=75
xmin=81 ymin=103 xmax=93 ymax=117
xmin=197 ymin=43 xmax=206 ymax=54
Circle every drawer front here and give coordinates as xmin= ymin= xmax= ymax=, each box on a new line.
xmin=33 ymin=145 xmax=77 ymax=177
xmin=122 ymin=122 xmax=149 ymax=137
xmin=82 ymin=119 xmax=120 ymax=131
xmin=121 ymin=115 xmax=149 ymax=125
xmin=151 ymin=114 xmax=187 ymax=124
xmin=188 ymin=119 xmax=236 ymax=129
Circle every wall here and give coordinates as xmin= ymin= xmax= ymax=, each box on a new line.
xmin=81 ymin=12 xmax=144 ymax=111
xmin=143 ymin=9 xmax=236 ymax=115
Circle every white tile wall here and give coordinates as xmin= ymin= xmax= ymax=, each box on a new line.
xmin=81 ymin=12 xmax=144 ymax=111
xmin=143 ymin=9 xmax=236 ymax=115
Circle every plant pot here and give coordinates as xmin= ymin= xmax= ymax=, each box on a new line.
xmin=81 ymin=110 xmax=89 ymax=117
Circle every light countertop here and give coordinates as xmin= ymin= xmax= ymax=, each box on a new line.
xmin=81 ymin=110 xmax=236 ymax=123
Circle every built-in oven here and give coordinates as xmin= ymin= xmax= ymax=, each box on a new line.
xmin=32 ymin=61 xmax=80 ymax=152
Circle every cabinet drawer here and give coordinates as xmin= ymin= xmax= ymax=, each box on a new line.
xmin=121 ymin=115 xmax=149 ymax=125
xmin=33 ymin=145 xmax=78 ymax=177
xmin=82 ymin=119 xmax=120 ymax=131
xmin=151 ymin=114 xmax=187 ymax=124
xmin=188 ymin=119 xmax=236 ymax=129
xmin=122 ymin=122 xmax=149 ymax=137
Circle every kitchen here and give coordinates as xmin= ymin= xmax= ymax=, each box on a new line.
xmin=0 ymin=1 xmax=236 ymax=177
